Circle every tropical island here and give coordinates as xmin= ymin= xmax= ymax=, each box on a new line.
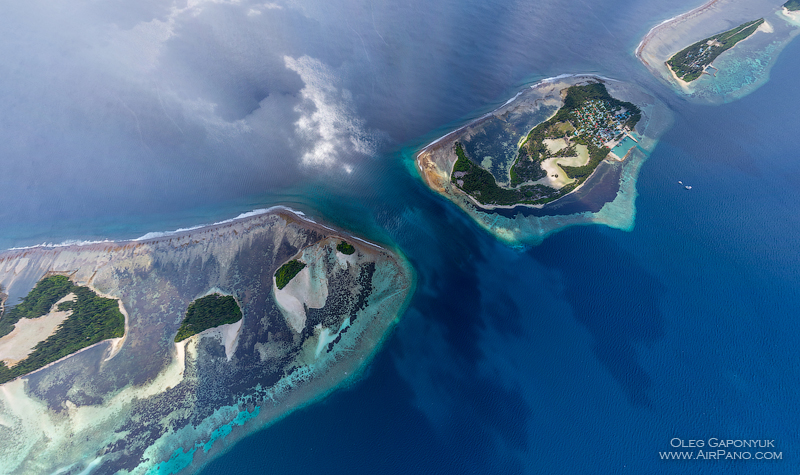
xmin=636 ymin=0 xmax=800 ymax=102
xmin=449 ymin=83 xmax=640 ymax=207
xmin=666 ymin=18 xmax=764 ymax=82
xmin=416 ymin=75 xmax=669 ymax=245
xmin=174 ymin=293 xmax=242 ymax=342
xmin=0 ymin=208 xmax=414 ymax=474
xmin=0 ymin=274 xmax=125 ymax=384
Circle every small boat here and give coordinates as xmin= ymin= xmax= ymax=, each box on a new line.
xmin=685 ymin=185 xmax=692 ymax=190
xmin=678 ymin=180 xmax=683 ymax=184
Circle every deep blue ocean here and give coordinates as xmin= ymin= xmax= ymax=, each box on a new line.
xmin=1 ymin=0 xmax=799 ymax=473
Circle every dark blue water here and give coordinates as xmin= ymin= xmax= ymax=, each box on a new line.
xmin=2 ymin=0 xmax=799 ymax=472
xmin=192 ymin=16 xmax=800 ymax=475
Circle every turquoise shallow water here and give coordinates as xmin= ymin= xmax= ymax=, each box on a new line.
xmin=613 ymin=136 xmax=638 ymax=158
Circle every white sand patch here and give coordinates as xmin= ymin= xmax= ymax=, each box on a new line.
xmin=531 ymin=144 xmax=590 ymax=189
xmin=779 ymin=7 xmax=800 ymax=26
xmin=559 ymin=144 xmax=590 ymax=167
xmin=666 ymin=63 xmax=695 ymax=93
xmin=313 ymin=315 xmax=351 ymax=359
xmin=535 ymin=157 xmax=576 ymax=189
xmin=0 ymin=377 xmax=62 ymax=472
xmin=180 ymin=288 xmax=243 ymax=360
xmin=314 ymin=326 xmax=335 ymax=358
xmin=758 ymin=20 xmax=774 ymax=34
xmin=176 ymin=317 xmax=242 ymax=361
xmin=543 ymin=138 xmax=568 ymax=154
xmin=274 ymin=243 xmax=331 ymax=333
xmin=335 ymin=248 xmax=358 ymax=268
xmin=221 ymin=318 xmax=242 ymax=360
xmin=0 ymin=293 xmax=76 ymax=366
xmin=274 ymin=267 xmax=312 ymax=333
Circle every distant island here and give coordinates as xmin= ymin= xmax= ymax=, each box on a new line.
xmin=0 ymin=208 xmax=414 ymax=474
xmin=666 ymin=18 xmax=764 ymax=82
xmin=0 ymin=274 xmax=125 ymax=384
xmin=636 ymin=0 xmax=800 ymax=103
xmin=416 ymin=75 xmax=670 ymax=245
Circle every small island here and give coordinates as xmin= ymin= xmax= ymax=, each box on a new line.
xmin=636 ymin=0 xmax=800 ymax=103
xmin=786 ymin=0 xmax=800 ymax=12
xmin=274 ymin=259 xmax=306 ymax=290
xmin=416 ymin=75 xmax=669 ymax=245
xmin=450 ymin=83 xmax=640 ymax=207
xmin=666 ymin=18 xmax=764 ymax=82
xmin=174 ymin=294 xmax=242 ymax=342
xmin=336 ymin=240 xmax=356 ymax=255
xmin=0 ymin=274 xmax=125 ymax=384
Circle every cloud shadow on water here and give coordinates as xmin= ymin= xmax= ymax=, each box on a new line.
xmin=531 ymin=226 xmax=665 ymax=406
xmin=384 ymin=198 xmax=531 ymax=471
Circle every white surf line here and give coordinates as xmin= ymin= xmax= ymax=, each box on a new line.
xmin=420 ymin=74 xmax=619 ymax=154
xmin=270 ymin=208 xmax=388 ymax=251
xmin=7 ymin=207 xmax=303 ymax=251
xmin=133 ymin=205 xmax=300 ymax=241
xmin=635 ymin=0 xmax=720 ymax=57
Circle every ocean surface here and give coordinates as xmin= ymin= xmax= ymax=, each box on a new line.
xmin=1 ymin=0 xmax=799 ymax=473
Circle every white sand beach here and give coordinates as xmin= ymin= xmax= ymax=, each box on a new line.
xmin=0 ymin=293 xmax=75 ymax=366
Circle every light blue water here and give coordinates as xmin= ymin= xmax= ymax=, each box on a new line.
xmin=2 ymin=0 xmax=799 ymax=473
xmin=613 ymin=135 xmax=638 ymax=158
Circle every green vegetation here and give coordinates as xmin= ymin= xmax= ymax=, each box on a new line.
xmin=0 ymin=274 xmax=73 ymax=338
xmin=0 ymin=275 xmax=125 ymax=384
xmin=336 ymin=240 xmax=356 ymax=255
xmin=667 ymin=18 xmax=764 ymax=82
xmin=275 ymin=259 xmax=306 ymax=290
xmin=785 ymin=0 xmax=800 ymax=11
xmin=560 ymin=143 xmax=610 ymax=180
xmin=174 ymin=293 xmax=242 ymax=342
xmin=450 ymin=83 xmax=640 ymax=207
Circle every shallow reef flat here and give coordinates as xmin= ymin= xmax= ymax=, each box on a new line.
xmin=636 ymin=0 xmax=800 ymax=103
xmin=416 ymin=75 xmax=671 ymax=246
xmin=0 ymin=208 xmax=414 ymax=474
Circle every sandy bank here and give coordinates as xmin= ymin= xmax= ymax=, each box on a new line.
xmin=0 ymin=293 xmax=75 ymax=366
xmin=635 ymin=0 xmax=721 ymax=65
xmin=779 ymin=6 xmax=800 ymax=25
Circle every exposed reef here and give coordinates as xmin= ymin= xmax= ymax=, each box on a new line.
xmin=416 ymin=75 xmax=671 ymax=246
xmin=0 ymin=208 xmax=414 ymax=474
xmin=636 ymin=0 xmax=800 ymax=103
